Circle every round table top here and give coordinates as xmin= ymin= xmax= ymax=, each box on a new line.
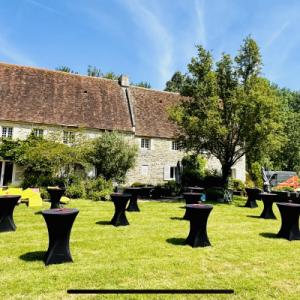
xmin=276 ymin=202 xmax=300 ymax=208
xmin=125 ymin=187 xmax=142 ymax=190
xmin=186 ymin=204 xmax=213 ymax=209
xmin=47 ymin=187 xmax=66 ymax=191
xmin=183 ymin=192 xmax=202 ymax=196
xmin=42 ymin=208 xmax=79 ymax=215
xmin=186 ymin=186 xmax=205 ymax=191
xmin=258 ymin=192 xmax=277 ymax=197
xmin=111 ymin=193 xmax=132 ymax=198
xmin=0 ymin=194 xmax=21 ymax=200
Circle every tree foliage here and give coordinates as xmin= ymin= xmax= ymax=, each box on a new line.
xmin=164 ymin=71 xmax=185 ymax=92
xmin=55 ymin=66 xmax=77 ymax=73
xmin=86 ymin=132 xmax=138 ymax=182
xmin=169 ymin=37 xmax=284 ymax=186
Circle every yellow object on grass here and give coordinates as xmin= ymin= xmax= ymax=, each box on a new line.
xmin=60 ymin=196 xmax=70 ymax=204
xmin=21 ymin=188 xmax=43 ymax=207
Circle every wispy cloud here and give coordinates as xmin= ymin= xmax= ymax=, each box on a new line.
xmin=265 ymin=20 xmax=290 ymax=49
xmin=0 ymin=34 xmax=36 ymax=66
xmin=194 ymin=0 xmax=207 ymax=47
xmin=121 ymin=0 xmax=174 ymax=87
xmin=24 ymin=0 xmax=63 ymax=16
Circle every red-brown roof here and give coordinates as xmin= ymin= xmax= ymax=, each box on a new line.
xmin=0 ymin=62 xmax=181 ymax=138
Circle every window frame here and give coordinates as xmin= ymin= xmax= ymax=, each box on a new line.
xmin=32 ymin=128 xmax=44 ymax=138
xmin=2 ymin=127 xmax=13 ymax=139
xmin=63 ymin=131 xmax=75 ymax=144
xmin=141 ymin=138 xmax=151 ymax=150
xmin=171 ymin=141 xmax=179 ymax=151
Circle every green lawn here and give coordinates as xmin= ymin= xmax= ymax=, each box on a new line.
xmin=0 ymin=197 xmax=299 ymax=299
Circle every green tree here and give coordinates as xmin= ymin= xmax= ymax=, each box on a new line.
xmin=103 ymin=72 xmax=119 ymax=80
xmin=169 ymin=37 xmax=284 ymax=193
xmin=87 ymin=65 xmax=102 ymax=77
xmin=86 ymin=132 xmax=137 ymax=182
xmin=164 ymin=71 xmax=185 ymax=92
xmin=55 ymin=66 xmax=77 ymax=73
xmin=133 ymin=81 xmax=151 ymax=88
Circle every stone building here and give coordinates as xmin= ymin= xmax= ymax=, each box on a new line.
xmin=0 ymin=62 xmax=245 ymax=186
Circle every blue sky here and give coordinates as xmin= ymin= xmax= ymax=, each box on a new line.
xmin=0 ymin=0 xmax=299 ymax=90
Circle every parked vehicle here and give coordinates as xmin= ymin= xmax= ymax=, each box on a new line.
xmin=266 ymin=171 xmax=299 ymax=189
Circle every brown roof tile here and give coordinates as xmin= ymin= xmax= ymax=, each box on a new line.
xmin=128 ymin=86 xmax=181 ymax=138
xmin=0 ymin=62 xmax=133 ymax=132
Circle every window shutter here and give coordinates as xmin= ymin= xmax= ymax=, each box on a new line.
xmin=164 ymin=165 xmax=170 ymax=180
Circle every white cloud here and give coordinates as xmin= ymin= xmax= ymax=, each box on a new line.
xmin=121 ymin=0 xmax=174 ymax=88
xmin=24 ymin=0 xmax=63 ymax=16
xmin=0 ymin=34 xmax=36 ymax=66
xmin=194 ymin=0 xmax=207 ymax=47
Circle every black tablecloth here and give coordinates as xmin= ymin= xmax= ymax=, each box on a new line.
xmin=0 ymin=195 xmax=21 ymax=232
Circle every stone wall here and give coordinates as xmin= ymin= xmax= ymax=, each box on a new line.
xmin=0 ymin=121 xmax=246 ymax=185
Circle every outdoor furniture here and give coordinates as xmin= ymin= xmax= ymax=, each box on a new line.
xmin=42 ymin=208 xmax=79 ymax=265
xmin=124 ymin=187 xmax=141 ymax=212
xmin=47 ymin=187 xmax=65 ymax=209
xmin=185 ymin=204 xmax=213 ymax=247
xmin=271 ymin=191 xmax=290 ymax=203
xmin=289 ymin=192 xmax=299 ymax=203
xmin=245 ymin=188 xmax=261 ymax=208
xmin=276 ymin=203 xmax=300 ymax=240
xmin=185 ymin=186 xmax=205 ymax=193
xmin=0 ymin=195 xmax=21 ymax=232
xmin=182 ymin=192 xmax=202 ymax=220
xmin=140 ymin=186 xmax=154 ymax=198
xmin=258 ymin=193 xmax=278 ymax=219
xmin=110 ymin=193 xmax=131 ymax=226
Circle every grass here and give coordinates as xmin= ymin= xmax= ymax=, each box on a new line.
xmin=0 ymin=197 xmax=299 ymax=299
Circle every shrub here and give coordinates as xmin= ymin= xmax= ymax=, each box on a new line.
xmin=131 ymin=182 xmax=145 ymax=187
xmin=86 ymin=132 xmax=137 ymax=183
xmin=65 ymin=182 xmax=86 ymax=199
xmin=162 ymin=180 xmax=181 ymax=196
xmin=40 ymin=187 xmax=50 ymax=200
xmin=272 ymin=186 xmax=294 ymax=192
xmin=249 ymin=162 xmax=263 ymax=188
xmin=85 ymin=176 xmax=113 ymax=201
xmin=245 ymin=173 xmax=255 ymax=188
xmin=229 ymin=178 xmax=245 ymax=192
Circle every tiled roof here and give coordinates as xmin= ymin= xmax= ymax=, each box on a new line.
xmin=128 ymin=86 xmax=181 ymax=138
xmin=0 ymin=62 xmax=181 ymax=138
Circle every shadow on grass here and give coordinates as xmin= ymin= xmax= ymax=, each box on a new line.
xmin=246 ymin=215 xmax=261 ymax=219
xmin=170 ymin=217 xmax=184 ymax=221
xmin=96 ymin=220 xmax=112 ymax=226
xmin=34 ymin=211 xmax=43 ymax=215
xmin=166 ymin=238 xmax=186 ymax=246
xmin=20 ymin=251 xmax=45 ymax=262
xmin=259 ymin=232 xmax=278 ymax=239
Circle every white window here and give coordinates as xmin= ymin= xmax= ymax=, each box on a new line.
xmin=2 ymin=127 xmax=13 ymax=139
xmin=141 ymin=165 xmax=149 ymax=176
xmin=63 ymin=131 xmax=75 ymax=144
xmin=33 ymin=128 xmax=44 ymax=138
xmin=141 ymin=138 xmax=151 ymax=149
xmin=164 ymin=165 xmax=177 ymax=180
xmin=172 ymin=141 xmax=179 ymax=150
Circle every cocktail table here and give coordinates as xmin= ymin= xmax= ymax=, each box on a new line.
xmin=47 ymin=187 xmax=65 ymax=209
xmin=185 ymin=204 xmax=213 ymax=247
xmin=276 ymin=203 xmax=300 ymax=241
xmin=258 ymin=193 xmax=278 ymax=219
xmin=0 ymin=195 xmax=21 ymax=232
xmin=42 ymin=208 xmax=79 ymax=265
xmin=186 ymin=186 xmax=205 ymax=193
xmin=182 ymin=192 xmax=202 ymax=220
xmin=245 ymin=188 xmax=261 ymax=208
xmin=110 ymin=193 xmax=131 ymax=226
xmin=124 ymin=187 xmax=141 ymax=212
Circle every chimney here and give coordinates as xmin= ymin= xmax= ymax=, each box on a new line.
xmin=118 ymin=74 xmax=130 ymax=87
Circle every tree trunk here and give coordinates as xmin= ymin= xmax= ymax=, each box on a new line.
xmin=221 ymin=163 xmax=233 ymax=203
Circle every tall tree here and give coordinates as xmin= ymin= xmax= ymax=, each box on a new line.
xmin=164 ymin=71 xmax=185 ymax=92
xmin=55 ymin=66 xmax=77 ymax=73
xmin=169 ymin=38 xmax=284 ymax=195
xmin=87 ymin=65 xmax=102 ymax=77
xmin=133 ymin=81 xmax=151 ymax=88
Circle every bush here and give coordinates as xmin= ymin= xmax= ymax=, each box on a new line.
xmin=131 ymin=182 xmax=145 ymax=187
xmin=272 ymin=186 xmax=294 ymax=192
xmin=85 ymin=177 xmax=113 ymax=201
xmin=65 ymin=182 xmax=86 ymax=199
xmin=181 ymin=154 xmax=206 ymax=187
xmin=40 ymin=187 xmax=49 ymax=200
xmin=245 ymin=173 xmax=255 ymax=188
xmin=229 ymin=178 xmax=245 ymax=192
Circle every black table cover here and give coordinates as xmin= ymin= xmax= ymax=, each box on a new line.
xmin=245 ymin=188 xmax=261 ymax=208
xmin=182 ymin=192 xmax=202 ymax=220
xmin=258 ymin=193 xmax=278 ymax=219
xmin=0 ymin=195 xmax=21 ymax=232
xmin=47 ymin=187 xmax=65 ymax=209
xmin=276 ymin=203 xmax=300 ymax=241
xmin=185 ymin=204 xmax=213 ymax=247
xmin=42 ymin=208 xmax=79 ymax=265
xmin=124 ymin=187 xmax=141 ymax=212
xmin=185 ymin=187 xmax=205 ymax=193
xmin=110 ymin=193 xmax=131 ymax=226
xmin=272 ymin=191 xmax=290 ymax=203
